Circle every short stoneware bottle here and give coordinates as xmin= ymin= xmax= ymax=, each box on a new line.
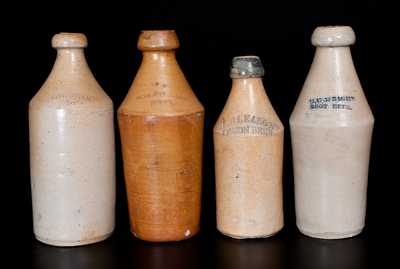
xmin=214 ymin=56 xmax=284 ymax=239
xmin=290 ymin=26 xmax=374 ymax=239
xmin=29 ymin=33 xmax=116 ymax=246
xmin=118 ymin=30 xmax=204 ymax=242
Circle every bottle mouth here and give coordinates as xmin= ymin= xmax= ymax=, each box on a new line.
xmin=311 ymin=26 xmax=355 ymax=47
xmin=230 ymin=55 xmax=265 ymax=78
xmin=137 ymin=30 xmax=180 ymax=51
xmin=52 ymin=32 xmax=88 ymax=48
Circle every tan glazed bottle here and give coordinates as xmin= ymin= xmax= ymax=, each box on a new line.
xmin=29 ymin=33 xmax=116 ymax=246
xmin=290 ymin=26 xmax=374 ymax=239
xmin=118 ymin=30 xmax=204 ymax=242
xmin=214 ymin=56 xmax=284 ymax=238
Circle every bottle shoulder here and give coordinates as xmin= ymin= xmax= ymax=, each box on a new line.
xmin=118 ymin=67 xmax=204 ymax=116
xmin=29 ymin=76 xmax=113 ymax=111
xmin=117 ymin=88 xmax=204 ymax=116
xmin=289 ymin=97 xmax=374 ymax=127
xmin=214 ymin=86 xmax=283 ymax=131
xmin=213 ymin=107 xmax=284 ymax=137
xmin=290 ymin=72 xmax=374 ymax=126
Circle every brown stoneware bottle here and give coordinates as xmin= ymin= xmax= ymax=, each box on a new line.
xmin=214 ymin=56 xmax=284 ymax=238
xmin=118 ymin=30 xmax=204 ymax=242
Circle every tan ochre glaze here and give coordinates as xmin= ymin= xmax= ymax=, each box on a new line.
xmin=29 ymin=33 xmax=116 ymax=246
xmin=118 ymin=30 xmax=204 ymax=242
xmin=214 ymin=56 xmax=284 ymax=239
xmin=290 ymin=26 xmax=374 ymax=239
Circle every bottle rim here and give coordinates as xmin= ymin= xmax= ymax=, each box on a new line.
xmin=52 ymin=32 xmax=88 ymax=49
xmin=312 ymin=26 xmax=355 ymax=47
xmin=230 ymin=55 xmax=265 ymax=78
xmin=137 ymin=30 xmax=180 ymax=51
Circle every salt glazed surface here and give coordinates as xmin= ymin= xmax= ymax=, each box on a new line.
xmin=290 ymin=26 xmax=374 ymax=239
xmin=29 ymin=33 xmax=116 ymax=246
xmin=118 ymin=30 xmax=204 ymax=242
xmin=214 ymin=56 xmax=284 ymax=239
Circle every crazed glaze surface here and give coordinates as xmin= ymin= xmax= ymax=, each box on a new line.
xmin=29 ymin=33 xmax=116 ymax=246
xmin=214 ymin=56 xmax=284 ymax=238
xmin=118 ymin=30 xmax=204 ymax=242
xmin=290 ymin=26 xmax=374 ymax=239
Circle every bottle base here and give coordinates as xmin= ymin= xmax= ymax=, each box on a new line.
xmin=35 ymin=231 xmax=113 ymax=247
xmin=218 ymin=227 xmax=282 ymax=239
xmin=298 ymin=226 xmax=364 ymax=239
xmin=131 ymin=229 xmax=199 ymax=242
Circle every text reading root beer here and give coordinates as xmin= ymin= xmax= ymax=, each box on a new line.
xmin=309 ymin=96 xmax=355 ymax=110
xmin=217 ymin=114 xmax=279 ymax=136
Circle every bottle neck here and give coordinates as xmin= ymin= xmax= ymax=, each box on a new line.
xmin=221 ymin=77 xmax=278 ymax=117
xmin=311 ymin=46 xmax=356 ymax=76
xmin=232 ymin=77 xmax=264 ymax=91
xmin=52 ymin=48 xmax=91 ymax=76
xmin=228 ymin=78 xmax=267 ymax=107
xmin=142 ymin=50 xmax=177 ymax=65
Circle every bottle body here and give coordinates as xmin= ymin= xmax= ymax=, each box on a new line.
xmin=118 ymin=112 xmax=203 ymax=242
xmin=118 ymin=31 xmax=204 ymax=242
xmin=214 ymin=62 xmax=284 ymax=238
xmin=29 ymin=33 xmax=115 ymax=246
xmin=290 ymin=27 xmax=374 ymax=239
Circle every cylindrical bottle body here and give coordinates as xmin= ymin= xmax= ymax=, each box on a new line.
xmin=118 ymin=111 xmax=203 ymax=242
xmin=214 ymin=130 xmax=284 ymax=238
xmin=29 ymin=102 xmax=116 ymax=246
xmin=291 ymin=123 xmax=372 ymax=238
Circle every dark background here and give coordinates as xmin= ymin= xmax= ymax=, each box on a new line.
xmin=3 ymin=0 xmax=397 ymax=268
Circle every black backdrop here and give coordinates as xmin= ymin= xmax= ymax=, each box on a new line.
xmin=4 ymin=0 xmax=397 ymax=268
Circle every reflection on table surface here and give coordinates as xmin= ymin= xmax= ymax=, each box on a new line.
xmin=32 ymin=240 xmax=116 ymax=269
xmin=216 ymin=234 xmax=285 ymax=269
xmin=31 ymin=231 xmax=369 ymax=269
xmin=292 ymin=234 xmax=368 ymax=269
xmin=120 ymin=236 xmax=203 ymax=269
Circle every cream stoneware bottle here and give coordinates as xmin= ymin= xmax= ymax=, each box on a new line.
xmin=118 ymin=30 xmax=204 ymax=242
xmin=290 ymin=26 xmax=374 ymax=239
xmin=214 ymin=56 xmax=284 ymax=239
xmin=29 ymin=33 xmax=116 ymax=246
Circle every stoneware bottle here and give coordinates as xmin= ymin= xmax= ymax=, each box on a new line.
xmin=29 ymin=33 xmax=116 ymax=246
xmin=290 ymin=26 xmax=374 ymax=239
xmin=214 ymin=56 xmax=284 ymax=239
xmin=118 ymin=30 xmax=204 ymax=242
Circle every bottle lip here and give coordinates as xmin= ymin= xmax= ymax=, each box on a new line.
xmin=311 ymin=26 xmax=355 ymax=47
xmin=52 ymin=32 xmax=88 ymax=48
xmin=230 ymin=55 xmax=265 ymax=78
xmin=137 ymin=30 xmax=180 ymax=51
